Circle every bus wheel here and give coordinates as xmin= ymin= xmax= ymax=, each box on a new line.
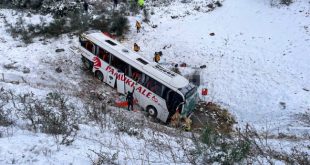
xmin=95 ymin=71 xmax=104 ymax=81
xmin=82 ymin=57 xmax=92 ymax=70
xmin=147 ymin=106 xmax=157 ymax=118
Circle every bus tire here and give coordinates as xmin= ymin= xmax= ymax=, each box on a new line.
xmin=95 ymin=71 xmax=104 ymax=82
xmin=147 ymin=106 xmax=157 ymax=118
xmin=82 ymin=57 xmax=92 ymax=70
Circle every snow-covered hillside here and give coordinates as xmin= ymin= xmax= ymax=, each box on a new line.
xmin=0 ymin=0 xmax=309 ymax=164
xmin=126 ymin=0 xmax=310 ymax=135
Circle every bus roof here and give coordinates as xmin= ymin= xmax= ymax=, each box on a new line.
xmin=83 ymin=31 xmax=189 ymax=89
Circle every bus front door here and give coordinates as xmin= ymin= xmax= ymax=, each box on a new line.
xmin=117 ymin=72 xmax=125 ymax=94
xmin=106 ymin=69 xmax=116 ymax=88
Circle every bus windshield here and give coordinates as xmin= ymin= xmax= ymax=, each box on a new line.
xmin=179 ymin=83 xmax=197 ymax=99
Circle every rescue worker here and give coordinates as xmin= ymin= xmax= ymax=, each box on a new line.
xmin=113 ymin=0 xmax=118 ymax=8
xmin=133 ymin=43 xmax=140 ymax=52
xmin=183 ymin=117 xmax=192 ymax=131
xmin=83 ymin=0 xmax=89 ymax=12
xmin=138 ymin=0 xmax=145 ymax=9
xmin=172 ymin=64 xmax=181 ymax=74
xmin=126 ymin=91 xmax=134 ymax=111
xmin=170 ymin=109 xmax=181 ymax=127
xmin=153 ymin=52 xmax=161 ymax=63
xmin=136 ymin=21 xmax=141 ymax=33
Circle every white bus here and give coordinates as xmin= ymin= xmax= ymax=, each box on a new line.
xmin=73 ymin=30 xmax=198 ymax=123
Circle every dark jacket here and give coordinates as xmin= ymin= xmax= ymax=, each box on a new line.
xmin=126 ymin=92 xmax=134 ymax=103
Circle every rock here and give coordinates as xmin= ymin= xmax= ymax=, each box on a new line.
xmin=279 ymin=102 xmax=286 ymax=109
xmin=3 ymin=63 xmax=18 ymax=70
xmin=207 ymin=4 xmax=214 ymax=9
xmin=0 ymin=13 xmax=5 ymax=19
xmin=22 ymin=67 xmax=30 ymax=74
xmin=194 ymin=6 xmax=200 ymax=11
xmin=9 ymin=81 xmax=19 ymax=85
xmin=200 ymin=65 xmax=206 ymax=69
xmin=55 ymin=48 xmax=65 ymax=52
xmin=215 ymin=1 xmax=222 ymax=7
xmin=55 ymin=67 xmax=62 ymax=73
xmin=180 ymin=63 xmax=187 ymax=67
xmin=171 ymin=15 xmax=178 ymax=19
xmin=152 ymin=25 xmax=158 ymax=28
xmin=209 ymin=32 xmax=215 ymax=36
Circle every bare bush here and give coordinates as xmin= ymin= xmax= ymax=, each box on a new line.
xmin=0 ymin=89 xmax=14 ymax=127
xmin=88 ymin=149 xmax=119 ymax=165
xmin=129 ymin=0 xmax=140 ymax=15
xmin=112 ymin=111 xmax=145 ymax=139
xmin=7 ymin=90 xmax=79 ymax=145
xmin=4 ymin=16 xmax=33 ymax=44
xmin=142 ymin=8 xmax=150 ymax=23
xmin=0 ymin=110 xmax=13 ymax=127
xmin=280 ymin=0 xmax=293 ymax=6
xmin=89 ymin=15 xmax=109 ymax=32
xmin=270 ymin=0 xmax=293 ymax=7
xmin=109 ymin=13 xmax=129 ymax=37
xmin=83 ymin=91 xmax=111 ymax=130
xmin=295 ymin=110 xmax=310 ymax=126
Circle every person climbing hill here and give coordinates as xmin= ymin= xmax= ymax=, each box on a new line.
xmin=133 ymin=43 xmax=140 ymax=52
xmin=153 ymin=51 xmax=162 ymax=63
xmin=136 ymin=21 xmax=141 ymax=33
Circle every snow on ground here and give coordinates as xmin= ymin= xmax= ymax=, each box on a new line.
xmin=0 ymin=7 xmax=195 ymax=165
xmin=0 ymin=0 xmax=310 ymax=164
xmin=126 ymin=0 xmax=310 ymax=135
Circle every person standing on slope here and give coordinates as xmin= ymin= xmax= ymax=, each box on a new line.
xmin=126 ymin=91 xmax=134 ymax=111
xmin=153 ymin=51 xmax=161 ymax=63
xmin=133 ymin=43 xmax=140 ymax=52
xmin=136 ymin=21 xmax=141 ymax=33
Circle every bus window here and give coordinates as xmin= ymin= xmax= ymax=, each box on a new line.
xmin=97 ymin=47 xmax=110 ymax=63
xmin=145 ymin=77 xmax=162 ymax=96
xmin=111 ymin=55 xmax=128 ymax=75
xmin=85 ymin=42 xmax=94 ymax=54
xmin=131 ymin=66 xmax=143 ymax=83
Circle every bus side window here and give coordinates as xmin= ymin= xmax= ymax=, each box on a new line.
xmin=153 ymin=81 xmax=162 ymax=96
xmin=85 ymin=42 xmax=95 ymax=54
xmin=145 ymin=77 xmax=162 ymax=96
xmin=111 ymin=55 xmax=128 ymax=74
xmin=97 ymin=47 xmax=110 ymax=63
xmin=97 ymin=47 xmax=104 ymax=60
xmin=131 ymin=66 xmax=143 ymax=82
xmin=104 ymin=53 xmax=109 ymax=62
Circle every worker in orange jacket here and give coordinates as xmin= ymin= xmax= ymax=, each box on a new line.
xmin=136 ymin=21 xmax=141 ymax=33
xmin=133 ymin=43 xmax=140 ymax=52
xmin=153 ymin=52 xmax=161 ymax=63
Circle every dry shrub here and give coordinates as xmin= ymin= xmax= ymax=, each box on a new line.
xmin=7 ymin=90 xmax=79 ymax=146
xmin=194 ymin=102 xmax=236 ymax=135
xmin=88 ymin=149 xmax=119 ymax=165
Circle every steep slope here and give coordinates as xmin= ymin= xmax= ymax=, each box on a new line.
xmin=127 ymin=0 xmax=310 ymax=135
